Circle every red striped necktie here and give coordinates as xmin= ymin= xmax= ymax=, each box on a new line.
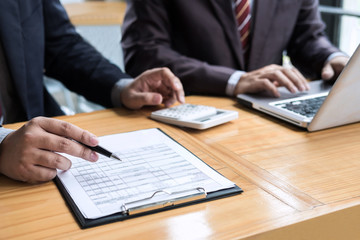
xmin=234 ymin=0 xmax=251 ymax=57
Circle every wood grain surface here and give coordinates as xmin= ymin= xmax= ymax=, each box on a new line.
xmin=2 ymin=96 xmax=360 ymax=239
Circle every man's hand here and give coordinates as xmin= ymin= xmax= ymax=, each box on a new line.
xmin=234 ymin=64 xmax=310 ymax=97
xmin=0 ymin=117 xmax=99 ymax=183
xmin=321 ymin=56 xmax=349 ymax=82
xmin=121 ymin=68 xmax=185 ymax=109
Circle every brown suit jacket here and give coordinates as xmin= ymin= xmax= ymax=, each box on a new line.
xmin=122 ymin=0 xmax=340 ymax=95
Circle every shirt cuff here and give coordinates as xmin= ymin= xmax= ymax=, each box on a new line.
xmin=0 ymin=127 xmax=14 ymax=144
xmin=325 ymin=52 xmax=348 ymax=64
xmin=226 ymin=71 xmax=246 ymax=96
xmin=111 ymin=78 xmax=134 ymax=108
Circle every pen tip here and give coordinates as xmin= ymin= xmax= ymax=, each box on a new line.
xmin=111 ymin=154 xmax=121 ymax=161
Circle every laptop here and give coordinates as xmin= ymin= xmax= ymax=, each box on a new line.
xmin=237 ymin=44 xmax=360 ymax=131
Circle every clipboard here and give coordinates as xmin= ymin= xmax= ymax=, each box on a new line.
xmin=54 ymin=128 xmax=243 ymax=229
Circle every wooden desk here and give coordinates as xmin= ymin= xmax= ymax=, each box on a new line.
xmin=63 ymin=1 xmax=126 ymax=25
xmin=1 ymin=96 xmax=360 ymax=239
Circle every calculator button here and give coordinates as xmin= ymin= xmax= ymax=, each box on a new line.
xmin=152 ymin=104 xmax=217 ymax=120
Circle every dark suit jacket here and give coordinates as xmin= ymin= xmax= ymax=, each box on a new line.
xmin=122 ymin=0 xmax=340 ymax=95
xmin=0 ymin=0 xmax=129 ymax=121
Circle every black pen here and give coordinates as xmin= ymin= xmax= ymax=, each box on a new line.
xmin=78 ymin=142 xmax=121 ymax=161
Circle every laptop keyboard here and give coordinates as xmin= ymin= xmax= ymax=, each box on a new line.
xmin=274 ymin=96 xmax=327 ymax=118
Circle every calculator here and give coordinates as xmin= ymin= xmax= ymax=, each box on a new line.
xmin=150 ymin=104 xmax=238 ymax=129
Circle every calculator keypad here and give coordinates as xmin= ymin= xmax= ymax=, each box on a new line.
xmin=152 ymin=104 xmax=217 ymax=120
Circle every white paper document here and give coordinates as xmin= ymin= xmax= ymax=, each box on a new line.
xmin=57 ymin=128 xmax=235 ymax=219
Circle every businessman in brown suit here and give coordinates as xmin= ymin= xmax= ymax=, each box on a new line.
xmin=122 ymin=0 xmax=348 ymax=98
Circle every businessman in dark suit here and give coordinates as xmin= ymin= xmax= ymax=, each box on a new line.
xmin=122 ymin=0 xmax=348 ymax=98
xmin=0 ymin=0 xmax=184 ymax=183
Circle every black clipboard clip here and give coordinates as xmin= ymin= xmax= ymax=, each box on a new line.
xmin=121 ymin=187 xmax=207 ymax=215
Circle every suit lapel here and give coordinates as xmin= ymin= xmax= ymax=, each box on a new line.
xmin=248 ymin=0 xmax=278 ymax=71
xmin=0 ymin=0 xmax=29 ymax=117
xmin=209 ymin=0 xmax=245 ymax=69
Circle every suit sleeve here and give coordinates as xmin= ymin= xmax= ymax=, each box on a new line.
xmin=121 ymin=0 xmax=235 ymax=95
xmin=286 ymin=0 xmax=340 ymax=79
xmin=42 ymin=0 xmax=131 ymax=107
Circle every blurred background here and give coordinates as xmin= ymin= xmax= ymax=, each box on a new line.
xmin=320 ymin=0 xmax=360 ymax=56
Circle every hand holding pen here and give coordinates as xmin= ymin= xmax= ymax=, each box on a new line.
xmin=77 ymin=142 xmax=121 ymax=161
xmin=0 ymin=117 xmax=119 ymax=184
